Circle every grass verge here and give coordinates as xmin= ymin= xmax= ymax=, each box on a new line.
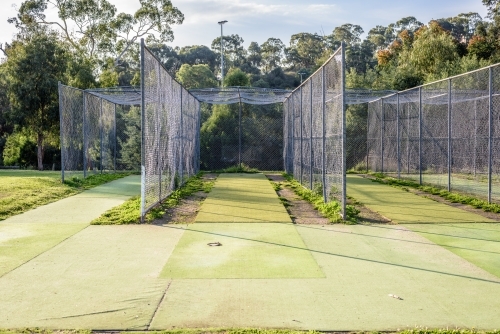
xmin=91 ymin=173 xmax=215 ymax=225
xmin=0 ymin=172 xmax=132 ymax=221
xmin=369 ymin=173 xmax=500 ymax=214
xmin=275 ymin=173 xmax=359 ymax=224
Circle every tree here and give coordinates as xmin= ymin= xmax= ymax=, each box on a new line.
xmin=4 ymin=30 xmax=67 ymax=170
xmin=223 ymin=68 xmax=250 ymax=87
xmin=211 ymin=34 xmax=246 ymax=74
xmin=247 ymin=42 xmax=262 ymax=68
xmin=176 ymin=64 xmax=218 ymax=89
xmin=261 ymin=38 xmax=285 ymax=73
xmin=285 ymin=33 xmax=325 ymax=71
xmin=178 ymin=45 xmax=217 ymax=71
xmin=11 ymin=0 xmax=184 ymax=63
xmin=327 ymin=24 xmax=364 ymax=49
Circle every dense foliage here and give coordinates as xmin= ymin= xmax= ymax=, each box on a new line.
xmin=0 ymin=0 xmax=499 ymax=168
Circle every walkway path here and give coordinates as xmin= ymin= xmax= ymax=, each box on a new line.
xmin=0 ymin=173 xmax=500 ymax=330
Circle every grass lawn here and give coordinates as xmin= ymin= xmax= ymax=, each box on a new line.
xmin=0 ymin=170 xmax=131 ymax=220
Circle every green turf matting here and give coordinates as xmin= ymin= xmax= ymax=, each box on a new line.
xmin=160 ymin=173 xmax=324 ymax=279
xmin=347 ymin=174 xmax=496 ymax=224
xmin=404 ymin=223 xmax=500 ymax=278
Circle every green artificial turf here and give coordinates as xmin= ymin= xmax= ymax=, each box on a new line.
xmin=160 ymin=173 xmax=324 ymax=278
xmin=346 ymin=175 xmax=495 ymax=224
xmin=0 ymin=222 xmax=88 ymax=277
xmin=404 ymin=223 xmax=500 ymax=278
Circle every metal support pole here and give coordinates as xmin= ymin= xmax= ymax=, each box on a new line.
xmin=99 ymin=98 xmax=103 ymax=174
xmin=407 ymin=102 xmax=410 ymax=174
xmin=448 ymin=79 xmax=452 ymax=192
xmin=291 ymin=97 xmax=295 ymax=175
xmin=474 ymin=100 xmax=477 ymax=177
xmin=197 ymin=103 xmax=201 ymax=173
xmin=113 ymin=104 xmax=117 ymax=173
xmin=381 ymin=99 xmax=385 ymax=173
xmin=157 ymin=61 xmax=162 ymax=202
xmin=140 ymin=38 xmax=146 ymax=222
xmin=300 ymin=86 xmax=303 ymax=184
xmin=310 ymin=79 xmax=313 ymax=190
xmin=366 ymin=108 xmax=369 ymax=173
xmin=488 ymin=67 xmax=493 ymax=203
xmin=341 ymin=42 xmax=347 ymax=219
xmin=419 ymin=87 xmax=423 ymax=185
xmin=238 ymin=88 xmax=242 ymax=168
xmin=83 ymin=91 xmax=87 ymax=178
xmin=321 ymin=67 xmax=327 ymax=202
xmin=58 ymin=82 xmax=65 ymax=182
xmin=397 ymin=93 xmax=401 ymax=179
xmin=179 ymin=89 xmax=184 ymax=186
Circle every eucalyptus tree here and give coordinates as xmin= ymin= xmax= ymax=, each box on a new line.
xmin=285 ymin=32 xmax=325 ymax=71
xmin=260 ymin=38 xmax=285 ymax=73
xmin=4 ymin=29 xmax=68 ymax=170
xmin=10 ymin=0 xmax=184 ymax=64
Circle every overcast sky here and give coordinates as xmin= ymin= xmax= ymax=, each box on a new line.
xmin=0 ymin=0 xmax=488 ymax=49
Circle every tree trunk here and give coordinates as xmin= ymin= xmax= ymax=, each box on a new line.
xmin=37 ymin=132 xmax=44 ymax=171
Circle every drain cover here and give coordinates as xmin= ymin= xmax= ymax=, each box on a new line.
xmin=207 ymin=242 xmax=222 ymax=246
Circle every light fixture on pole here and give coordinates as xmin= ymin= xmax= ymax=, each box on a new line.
xmin=298 ymin=71 xmax=307 ymax=84
xmin=218 ymin=20 xmax=228 ymax=87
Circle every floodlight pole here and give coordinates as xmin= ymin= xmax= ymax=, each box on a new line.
xmin=218 ymin=20 xmax=228 ymax=87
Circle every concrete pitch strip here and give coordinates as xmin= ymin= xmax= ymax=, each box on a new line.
xmin=0 ymin=173 xmax=500 ymax=330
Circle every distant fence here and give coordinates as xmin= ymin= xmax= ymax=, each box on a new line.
xmin=366 ymin=64 xmax=500 ymax=203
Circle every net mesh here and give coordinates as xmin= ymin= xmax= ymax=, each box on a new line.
xmin=366 ymin=65 xmax=500 ymax=203
xmin=141 ymin=46 xmax=201 ymax=215
xmin=283 ymin=46 xmax=346 ymax=216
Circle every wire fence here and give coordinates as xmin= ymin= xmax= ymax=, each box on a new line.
xmin=364 ymin=64 xmax=500 ymax=203
xmin=283 ymin=44 xmax=346 ymax=217
xmin=140 ymin=41 xmax=201 ymax=219
xmin=199 ymin=103 xmax=284 ymax=171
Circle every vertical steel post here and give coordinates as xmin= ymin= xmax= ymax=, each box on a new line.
xmin=321 ymin=67 xmax=327 ymax=202
xmin=238 ymin=88 xmax=242 ymax=169
xmin=99 ymin=98 xmax=103 ymax=174
xmin=366 ymin=107 xmax=369 ymax=173
xmin=474 ymin=100 xmax=477 ymax=177
xmin=179 ymin=88 xmax=184 ymax=185
xmin=381 ymin=99 xmax=385 ymax=173
xmin=196 ymin=102 xmax=201 ymax=173
xmin=157 ymin=61 xmax=162 ymax=202
xmin=488 ymin=67 xmax=493 ymax=203
xmin=448 ymin=79 xmax=452 ymax=192
xmin=341 ymin=42 xmax=347 ymax=219
xmin=397 ymin=93 xmax=401 ymax=179
xmin=419 ymin=87 xmax=423 ymax=185
xmin=83 ymin=91 xmax=87 ymax=178
xmin=140 ymin=38 xmax=146 ymax=222
xmin=310 ymin=78 xmax=313 ymax=190
xmin=58 ymin=82 xmax=65 ymax=182
xmin=407 ymin=101 xmax=410 ymax=174
xmin=300 ymin=86 xmax=303 ymax=184
xmin=113 ymin=104 xmax=117 ymax=173
xmin=291 ymin=97 xmax=295 ymax=175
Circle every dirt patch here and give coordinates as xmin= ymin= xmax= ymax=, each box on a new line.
xmin=154 ymin=173 xmax=218 ymax=225
xmin=360 ymin=174 xmax=500 ymax=222
xmin=265 ymin=173 xmax=390 ymax=225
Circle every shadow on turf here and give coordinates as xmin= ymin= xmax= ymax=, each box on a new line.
xmin=162 ymin=224 xmax=500 ymax=284
xmin=367 ymin=224 xmax=500 ymax=243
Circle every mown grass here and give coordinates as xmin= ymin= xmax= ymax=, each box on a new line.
xmin=370 ymin=173 xmax=500 ymax=214
xmin=277 ymin=173 xmax=359 ymax=224
xmin=0 ymin=171 xmax=132 ymax=221
xmin=91 ymin=172 xmax=215 ymax=225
